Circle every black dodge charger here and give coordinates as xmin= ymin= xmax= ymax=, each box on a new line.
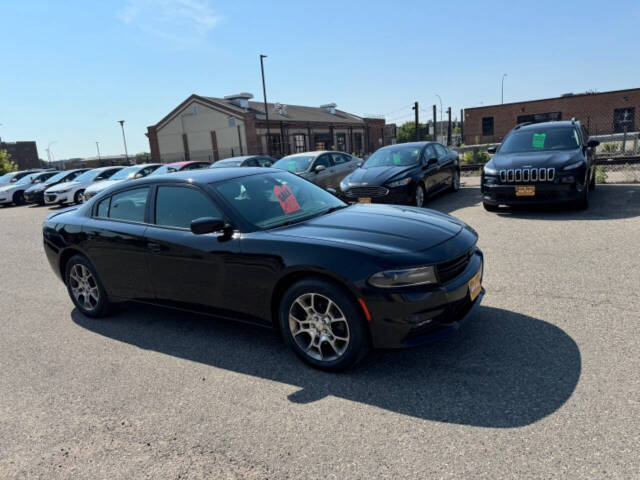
xmin=481 ymin=120 xmax=600 ymax=210
xmin=339 ymin=142 xmax=460 ymax=207
xmin=43 ymin=168 xmax=484 ymax=371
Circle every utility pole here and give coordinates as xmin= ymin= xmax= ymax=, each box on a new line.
xmin=435 ymin=94 xmax=443 ymax=142
xmin=95 ymin=141 xmax=101 ymax=162
xmin=447 ymin=107 xmax=452 ymax=146
xmin=412 ymin=102 xmax=419 ymax=141
xmin=501 ymin=73 xmax=507 ymax=104
xmin=260 ymin=54 xmax=271 ymax=156
xmin=460 ymin=109 xmax=464 ymax=145
xmin=118 ymin=120 xmax=129 ymax=163
xmin=432 ymin=105 xmax=437 ymax=141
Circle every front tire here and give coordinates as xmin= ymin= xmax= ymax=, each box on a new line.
xmin=450 ymin=169 xmax=460 ymax=192
xmin=279 ymin=278 xmax=370 ymax=371
xmin=414 ymin=183 xmax=426 ymax=207
xmin=12 ymin=191 xmax=25 ymax=206
xmin=64 ymin=254 xmax=111 ymax=318
xmin=483 ymin=202 xmax=499 ymax=212
xmin=576 ymin=181 xmax=590 ymax=210
xmin=74 ymin=190 xmax=84 ymax=204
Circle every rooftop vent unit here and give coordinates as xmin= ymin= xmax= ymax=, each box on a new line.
xmin=320 ymin=103 xmax=337 ymax=115
xmin=274 ymin=102 xmax=288 ymax=116
xmin=561 ymin=93 xmax=574 ymax=97
xmin=224 ymin=92 xmax=253 ymax=109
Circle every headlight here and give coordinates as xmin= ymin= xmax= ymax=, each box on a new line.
xmin=387 ymin=177 xmax=412 ymax=188
xmin=54 ymin=188 xmax=70 ymax=194
xmin=340 ymin=179 xmax=349 ymax=191
xmin=563 ymin=161 xmax=585 ymax=171
xmin=483 ymin=165 xmax=498 ymax=175
xmin=369 ymin=265 xmax=437 ymax=288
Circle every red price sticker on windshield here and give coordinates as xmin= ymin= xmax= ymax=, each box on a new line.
xmin=273 ymin=184 xmax=301 ymax=214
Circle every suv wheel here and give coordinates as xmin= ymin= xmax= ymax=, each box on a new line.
xmin=450 ymin=170 xmax=460 ymax=192
xmin=279 ymin=278 xmax=370 ymax=371
xmin=65 ymin=255 xmax=111 ymax=317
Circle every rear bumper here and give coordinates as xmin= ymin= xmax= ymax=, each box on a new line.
xmin=364 ymin=249 xmax=484 ymax=348
xmin=481 ymin=182 xmax=583 ymax=206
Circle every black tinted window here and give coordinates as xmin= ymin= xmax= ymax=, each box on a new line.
xmin=331 ymin=153 xmax=350 ymax=165
xmin=155 ymin=186 xmax=220 ymax=229
xmin=109 ymin=188 xmax=148 ymax=223
xmin=434 ymin=144 xmax=448 ymax=158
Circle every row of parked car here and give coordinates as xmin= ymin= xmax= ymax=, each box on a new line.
xmin=1 ymin=142 xmax=462 ymax=209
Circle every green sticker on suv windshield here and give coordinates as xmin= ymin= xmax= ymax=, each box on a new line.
xmin=287 ymin=160 xmax=297 ymax=172
xmin=532 ymin=133 xmax=546 ymax=148
xmin=393 ymin=154 xmax=401 ymax=165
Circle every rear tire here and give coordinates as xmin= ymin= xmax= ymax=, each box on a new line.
xmin=64 ymin=254 xmax=112 ymax=318
xmin=483 ymin=202 xmax=499 ymax=212
xmin=12 ymin=191 xmax=25 ymax=206
xmin=279 ymin=278 xmax=370 ymax=371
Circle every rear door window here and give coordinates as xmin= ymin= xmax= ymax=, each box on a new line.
xmin=107 ymin=188 xmax=149 ymax=223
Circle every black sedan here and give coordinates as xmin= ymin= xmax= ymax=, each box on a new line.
xmin=210 ymin=155 xmax=276 ymax=168
xmin=272 ymin=151 xmax=361 ymax=190
xmin=24 ymin=168 xmax=90 ymax=205
xmin=43 ymin=168 xmax=484 ymax=371
xmin=339 ymin=142 xmax=460 ymax=207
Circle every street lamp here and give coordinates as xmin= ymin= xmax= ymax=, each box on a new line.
xmin=435 ymin=94 xmax=443 ymax=141
xmin=260 ymin=54 xmax=271 ymax=156
xmin=501 ymin=73 xmax=507 ymax=104
xmin=95 ymin=141 xmax=101 ymax=161
xmin=46 ymin=141 xmax=58 ymax=167
xmin=118 ymin=120 xmax=130 ymax=164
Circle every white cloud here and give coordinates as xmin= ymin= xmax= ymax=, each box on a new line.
xmin=117 ymin=0 xmax=221 ymax=46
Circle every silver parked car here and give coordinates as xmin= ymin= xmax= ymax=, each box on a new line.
xmin=272 ymin=151 xmax=362 ymax=189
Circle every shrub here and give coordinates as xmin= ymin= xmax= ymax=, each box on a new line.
xmin=462 ymin=149 xmax=490 ymax=164
xmin=595 ymin=165 xmax=607 ymax=184
xmin=601 ymin=142 xmax=619 ymax=154
xmin=0 ymin=150 xmax=17 ymax=175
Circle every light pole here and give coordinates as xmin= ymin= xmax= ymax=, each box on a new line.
xmin=95 ymin=141 xmax=101 ymax=162
xmin=501 ymin=73 xmax=507 ymax=104
xmin=46 ymin=141 xmax=58 ymax=167
xmin=435 ymin=94 xmax=443 ymax=142
xmin=118 ymin=120 xmax=130 ymax=164
xmin=260 ymin=54 xmax=271 ymax=156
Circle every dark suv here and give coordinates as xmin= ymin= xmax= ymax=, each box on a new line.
xmin=481 ymin=120 xmax=599 ymax=210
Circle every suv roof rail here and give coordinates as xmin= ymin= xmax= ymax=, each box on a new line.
xmin=514 ymin=122 xmax=532 ymax=129
xmin=571 ymin=117 xmax=576 ymax=124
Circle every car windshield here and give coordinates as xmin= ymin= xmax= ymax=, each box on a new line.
xmin=362 ymin=145 xmax=421 ymax=168
xmin=149 ymin=165 xmax=178 ymax=176
xmin=16 ymin=174 xmax=36 ymax=185
xmin=110 ymin=166 xmax=139 ymax=180
xmin=215 ymin=171 xmax=345 ymax=229
xmin=500 ymin=127 xmax=581 ymax=153
xmin=74 ymin=169 xmax=99 ymax=182
xmin=211 ymin=160 xmax=243 ymax=168
xmin=44 ymin=171 xmax=68 ymax=184
xmin=272 ymin=156 xmax=314 ymax=173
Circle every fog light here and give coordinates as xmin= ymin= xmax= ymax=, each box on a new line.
xmin=561 ymin=176 xmax=574 ymax=183
xmin=407 ymin=314 xmax=434 ymax=326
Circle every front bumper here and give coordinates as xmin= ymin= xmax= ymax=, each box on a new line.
xmin=341 ymin=185 xmax=414 ymax=205
xmin=481 ymin=179 xmax=583 ymax=206
xmin=45 ymin=192 xmax=73 ymax=205
xmin=364 ymin=249 xmax=484 ymax=348
xmin=24 ymin=190 xmax=45 ymax=204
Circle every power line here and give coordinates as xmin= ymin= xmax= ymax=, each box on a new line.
xmin=382 ymin=103 xmax=414 ymax=116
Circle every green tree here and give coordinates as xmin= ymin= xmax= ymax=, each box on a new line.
xmin=397 ymin=122 xmax=430 ymax=143
xmin=0 ymin=150 xmax=17 ymax=175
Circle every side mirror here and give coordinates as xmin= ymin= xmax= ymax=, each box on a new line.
xmin=326 ymin=187 xmax=337 ymax=195
xmin=190 ymin=217 xmax=228 ymax=235
xmin=314 ymin=165 xmax=326 ymax=173
xmin=587 ymin=139 xmax=600 ymax=148
xmin=487 ymin=146 xmax=497 ymax=154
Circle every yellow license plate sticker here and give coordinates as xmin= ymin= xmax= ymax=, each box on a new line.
xmin=468 ymin=269 xmax=482 ymax=301
xmin=515 ymin=185 xmax=535 ymax=197
xmin=358 ymin=197 xmax=371 ymax=203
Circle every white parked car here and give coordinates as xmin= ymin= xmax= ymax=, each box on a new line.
xmin=0 ymin=171 xmax=57 ymax=206
xmin=44 ymin=166 xmax=123 ymax=205
xmin=0 ymin=169 xmax=47 ymax=187
xmin=82 ymin=163 xmax=162 ymax=202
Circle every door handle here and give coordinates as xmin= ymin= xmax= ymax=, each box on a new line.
xmin=148 ymin=242 xmax=161 ymax=253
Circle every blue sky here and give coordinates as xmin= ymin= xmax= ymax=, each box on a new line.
xmin=3 ymin=0 xmax=639 ymax=159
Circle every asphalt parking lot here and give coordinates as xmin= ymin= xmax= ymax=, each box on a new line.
xmin=1 ymin=183 xmax=639 ymax=479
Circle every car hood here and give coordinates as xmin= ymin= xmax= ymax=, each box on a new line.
xmin=343 ymin=165 xmax=417 ymax=186
xmin=46 ymin=181 xmax=82 ymax=193
xmin=0 ymin=184 xmax=17 ymax=193
xmin=270 ymin=204 xmax=467 ymax=254
xmin=85 ymin=179 xmax=121 ymax=194
xmin=491 ymin=150 xmax=581 ymax=170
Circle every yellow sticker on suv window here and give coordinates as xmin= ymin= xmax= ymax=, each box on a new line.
xmin=532 ymin=133 xmax=546 ymax=148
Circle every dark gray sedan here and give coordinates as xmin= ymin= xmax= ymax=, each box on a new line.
xmin=272 ymin=151 xmax=361 ymax=189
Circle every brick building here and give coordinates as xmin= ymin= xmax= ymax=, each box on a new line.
xmin=464 ymin=87 xmax=640 ymax=145
xmin=0 ymin=141 xmax=40 ymax=169
xmin=146 ymin=93 xmax=394 ymax=163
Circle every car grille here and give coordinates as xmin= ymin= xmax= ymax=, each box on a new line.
xmin=436 ymin=248 xmax=473 ymax=284
xmin=344 ymin=186 xmax=389 ymax=198
xmin=499 ymin=168 xmax=555 ymax=183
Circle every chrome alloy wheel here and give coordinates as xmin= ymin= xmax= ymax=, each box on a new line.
xmin=288 ymin=293 xmax=350 ymax=362
xmin=69 ymin=264 xmax=100 ymax=311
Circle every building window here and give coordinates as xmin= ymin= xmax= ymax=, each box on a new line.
xmin=614 ymin=107 xmax=635 ymax=133
xmin=482 ymin=117 xmax=494 ymax=136
xmin=516 ymin=112 xmax=561 ymax=125
xmin=336 ymin=133 xmax=347 ymax=152
xmin=353 ymin=132 xmax=363 ymax=153
xmin=314 ymin=133 xmax=331 ymax=151
xmin=293 ymin=134 xmax=306 ymax=153
xmin=267 ymin=134 xmax=281 ymax=156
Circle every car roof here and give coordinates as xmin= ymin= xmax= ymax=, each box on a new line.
xmin=217 ymin=156 xmax=253 ymax=162
xmin=513 ymin=120 xmax=579 ymax=131
xmin=166 ymin=160 xmax=210 ymax=167
xmin=124 ymin=167 xmax=275 ymax=187
xmin=281 ymin=151 xmax=329 ymax=159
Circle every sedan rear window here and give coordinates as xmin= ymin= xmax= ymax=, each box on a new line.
xmin=99 ymin=187 xmax=149 ymax=223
